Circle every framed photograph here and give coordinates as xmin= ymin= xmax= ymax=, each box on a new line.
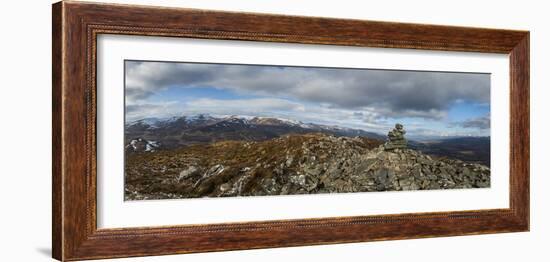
xmin=52 ymin=1 xmax=529 ymax=261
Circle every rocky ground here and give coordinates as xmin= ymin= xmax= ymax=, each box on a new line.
xmin=124 ymin=133 xmax=490 ymax=200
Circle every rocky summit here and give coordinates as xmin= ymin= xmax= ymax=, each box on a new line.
xmin=124 ymin=132 xmax=490 ymax=200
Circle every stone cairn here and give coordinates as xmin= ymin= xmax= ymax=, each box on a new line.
xmin=384 ymin=123 xmax=407 ymax=150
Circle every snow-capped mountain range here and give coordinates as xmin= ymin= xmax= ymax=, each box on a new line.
xmin=125 ymin=114 xmax=385 ymax=152
xmin=128 ymin=114 xmax=356 ymax=130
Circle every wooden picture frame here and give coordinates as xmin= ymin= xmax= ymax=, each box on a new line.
xmin=52 ymin=1 xmax=529 ymax=261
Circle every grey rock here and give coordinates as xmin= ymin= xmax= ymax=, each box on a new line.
xmin=178 ymin=166 xmax=199 ymax=181
xmin=193 ymin=164 xmax=225 ymax=188
xmin=290 ymin=174 xmax=307 ymax=187
xmin=219 ymin=183 xmax=232 ymax=192
xmin=261 ymin=178 xmax=280 ymax=194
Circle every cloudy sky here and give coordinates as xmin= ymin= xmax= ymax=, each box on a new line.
xmin=125 ymin=60 xmax=490 ymax=138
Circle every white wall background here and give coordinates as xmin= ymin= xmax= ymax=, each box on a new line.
xmin=0 ymin=0 xmax=546 ymax=261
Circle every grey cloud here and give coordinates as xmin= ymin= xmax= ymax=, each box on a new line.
xmin=452 ymin=115 xmax=490 ymax=130
xmin=125 ymin=61 xmax=490 ymax=120
xmin=125 ymin=98 xmax=307 ymax=123
xmin=125 ymin=102 xmax=182 ymax=122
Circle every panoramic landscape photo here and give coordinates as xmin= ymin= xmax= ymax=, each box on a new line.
xmin=124 ymin=60 xmax=491 ymax=201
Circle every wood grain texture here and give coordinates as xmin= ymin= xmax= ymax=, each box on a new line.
xmin=52 ymin=2 xmax=63 ymax=260
xmin=52 ymin=1 xmax=530 ymax=261
xmin=509 ymin=35 xmax=530 ymax=227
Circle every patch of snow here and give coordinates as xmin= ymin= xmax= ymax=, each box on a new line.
xmin=275 ymin=117 xmax=301 ymax=125
xmin=126 ymin=139 xmax=138 ymax=150
xmin=145 ymin=140 xmax=159 ymax=152
xmin=185 ymin=114 xmax=215 ymax=123
xmin=225 ymin=115 xmax=250 ymax=125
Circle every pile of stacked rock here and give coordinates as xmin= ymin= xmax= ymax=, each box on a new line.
xmin=384 ymin=123 xmax=407 ymax=150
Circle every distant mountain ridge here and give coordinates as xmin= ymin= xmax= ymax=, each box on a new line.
xmin=125 ymin=114 xmax=490 ymax=167
xmin=125 ymin=114 xmax=386 ymax=150
xmin=410 ymin=136 xmax=490 ymax=167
